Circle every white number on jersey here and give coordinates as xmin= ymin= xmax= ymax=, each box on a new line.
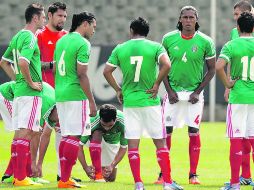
xmin=130 ymin=56 xmax=143 ymax=82
xmin=241 ymin=56 xmax=254 ymax=81
xmin=58 ymin=50 xmax=66 ymax=76
xmin=182 ymin=52 xmax=187 ymax=63
xmin=12 ymin=49 xmax=20 ymax=74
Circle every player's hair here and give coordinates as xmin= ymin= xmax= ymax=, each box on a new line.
xmin=234 ymin=0 xmax=252 ymax=12
xmin=237 ymin=12 xmax=254 ymax=33
xmin=69 ymin=12 xmax=96 ymax=32
xmin=48 ymin=2 xmax=66 ymax=15
xmin=25 ymin=3 xmax=44 ymax=24
xmin=99 ymin=104 xmax=117 ymax=123
xmin=130 ymin=17 xmax=149 ymax=37
xmin=177 ymin=6 xmax=200 ymax=31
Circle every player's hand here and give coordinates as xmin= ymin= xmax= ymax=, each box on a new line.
xmin=146 ymin=83 xmax=159 ymax=99
xmin=89 ymin=101 xmax=97 ymax=117
xmin=37 ymin=163 xmax=43 ymax=177
xmin=224 ymin=88 xmax=230 ymax=102
xmin=84 ymin=165 xmax=95 ymax=179
xmin=116 ymin=90 xmax=123 ymax=104
xmin=226 ymin=78 xmax=238 ymax=89
xmin=103 ymin=165 xmax=113 ymax=178
xmin=168 ymin=91 xmax=179 ymax=104
xmin=30 ymin=82 xmax=42 ymax=91
xmin=188 ymin=92 xmax=199 ymax=104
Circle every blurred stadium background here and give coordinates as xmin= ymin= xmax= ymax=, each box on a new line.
xmin=0 ymin=0 xmax=253 ymax=121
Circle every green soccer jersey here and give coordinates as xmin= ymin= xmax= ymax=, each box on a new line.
xmin=54 ymin=32 xmax=91 ymax=102
xmin=230 ymin=27 xmax=254 ymax=40
xmin=2 ymin=30 xmax=42 ymax=97
xmin=107 ymin=38 xmax=166 ymax=107
xmin=80 ymin=110 xmax=127 ymax=146
xmin=0 ymin=81 xmax=15 ymax=101
xmin=219 ymin=37 xmax=254 ymax=104
xmin=40 ymin=82 xmax=56 ymax=127
xmin=162 ymin=30 xmax=216 ymax=92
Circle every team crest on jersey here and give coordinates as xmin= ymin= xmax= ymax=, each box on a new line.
xmin=191 ymin=45 xmax=198 ymax=52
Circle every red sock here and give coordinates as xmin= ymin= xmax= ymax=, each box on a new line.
xmin=89 ymin=140 xmax=102 ymax=175
xmin=26 ymin=151 xmax=32 ymax=177
xmin=128 ymin=148 xmax=142 ymax=183
xmin=4 ymin=140 xmax=17 ymax=176
xmin=241 ymin=138 xmax=251 ymax=178
xmin=59 ymin=137 xmax=67 ymax=178
xmin=230 ymin=138 xmax=243 ymax=184
xmin=15 ymin=139 xmax=30 ymax=180
xmin=166 ymin=134 xmax=172 ymax=151
xmin=156 ymin=148 xmax=172 ymax=183
xmin=189 ymin=133 xmax=201 ymax=174
xmin=248 ymin=137 xmax=254 ymax=164
xmin=61 ymin=136 xmax=79 ymax=182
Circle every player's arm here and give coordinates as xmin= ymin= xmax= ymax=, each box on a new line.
xmin=0 ymin=59 xmax=15 ymax=80
xmin=77 ymin=64 xmax=97 ymax=117
xmin=37 ymin=125 xmax=53 ymax=177
xmin=216 ymin=58 xmax=236 ymax=88
xmin=224 ymin=63 xmax=231 ymax=102
xmin=19 ymin=58 xmax=42 ymax=91
xmin=78 ymin=144 xmax=95 ymax=179
xmin=103 ymin=64 xmax=123 ymax=104
xmin=147 ymin=53 xmax=171 ymax=98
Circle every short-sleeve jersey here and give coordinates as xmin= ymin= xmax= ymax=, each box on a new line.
xmin=230 ymin=27 xmax=254 ymax=40
xmin=2 ymin=30 xmax=42 ymax=97
xmin=0 ymin=81 xmax=15 ymax=101
xmin=54 ymin=32 xmax=91 ymax=102
xmin=36 ymin=26 xmax=67 ymax=87
xmin=219 ymin=37 xmax=254 ymax=104
xmin=80 ymin=110 xmax=127 ymax=146
xmin=162 ymin=30 xmax=216 ymax=92
xmin=107 ymin=38 xmax=167 ymax=107
xmin=40 ymin=82 xmax=56 ymax=127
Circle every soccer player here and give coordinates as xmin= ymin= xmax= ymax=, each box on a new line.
xmin=224 ymin=1 xmax=254 ymax=186
xmin=103 ymin=17 xmax=183 ymax=190
xmin=36 ymin=2 xmax=68 ymax=181
xmin=79 ymin=104 xmax=127 ymax=182
xmin=54 ymin=11 xmax=97 ymax=188
xmin=217 ymin=12 xmax=254 ymax=190
xmin=0 ymin=3 xmax=45 ymax=186
xmin=157 ymin=6 xmax=216 ymax=185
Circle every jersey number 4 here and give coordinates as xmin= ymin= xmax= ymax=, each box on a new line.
xmin=241 ymin=56 xmax=254 ymax=81
xmin=130 ymin=56 xmax=143 ymax=82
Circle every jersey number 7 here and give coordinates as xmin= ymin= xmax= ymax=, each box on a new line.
xmin=130 ymin=56 xmax=143 ymax=82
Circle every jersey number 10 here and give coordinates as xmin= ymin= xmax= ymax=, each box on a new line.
xmin=241 ymin=56 xmax=254 ymax=81
xmin=130 ymin=56 xmax=143 ymax=82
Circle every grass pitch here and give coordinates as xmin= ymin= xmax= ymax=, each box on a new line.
xmin=0 ymin=122 xmax=253 ymax=190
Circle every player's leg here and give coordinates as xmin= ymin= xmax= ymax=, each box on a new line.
xmin=240 ymin=138 xmax=252 ymax=185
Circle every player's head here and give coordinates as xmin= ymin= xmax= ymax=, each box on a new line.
xmin=177 ymin=6 xmax=199 ymax=32
xmin=233 ymin=0 xmax=253 ymax=21
xmin=25 ymin=3 xmax=46 ymax=29
xmin=47 ymin=2 xmax=67 ymax=31
xmin=99 ymin=104 xmax=117 ymax=131
xmin=237 ymin=12 xmax=254 ymax=33
xmin=69 ymin=11 xmax=96 ymax=39
xmin=130 ymin=17 xmax=149 ymax=37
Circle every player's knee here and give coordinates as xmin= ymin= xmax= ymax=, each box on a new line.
xmin=166 ymin=126 xmax=173 ymax=134
xmin=90 ymin=130 xmax=103 ymax=142
xmin=188 ymin=126 xmax=199 ymax=134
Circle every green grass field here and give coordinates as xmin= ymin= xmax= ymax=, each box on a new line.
xmin=0 ymin=121 xmax=253 ymax=190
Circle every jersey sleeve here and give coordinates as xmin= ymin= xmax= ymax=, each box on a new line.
xmin=77 ymin=41 xmax=91 ymax=65
xmin=161 ymin=36 xmax=170 ymax=56
xmin=2 ymin=43 xmax=14 ymax=63
xmin=218 ymin=42 xmax=231 ymax=64
xmin=107 ymin=45 xmax=119 ymax=67
xmin=156 ymin=44 xmax=167 ymax=64
xmin=19 ymin=33 xmax=37 ymax=64
xmin=205 ymin=39 xmax=216 ymax=60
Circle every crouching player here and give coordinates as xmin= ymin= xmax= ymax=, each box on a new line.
xmin=79 ymin=104 xmax=127 ymax=182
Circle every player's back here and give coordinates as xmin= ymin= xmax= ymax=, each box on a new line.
xmin=112 ymin=39 xmax=164 ymax=107
xmin=54 ymin=32 xmax=90 ymax=102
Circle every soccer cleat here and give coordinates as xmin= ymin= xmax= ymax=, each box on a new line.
xmin=31 ymin=177 xmax=50 ymax=184
xmin=189 ymin=173 xmax=200 ymax=184
xmin=94 ymin=173 xmax=106 ymax=182
xmin=164 ymin=181 xmax=184 ymax=190
xmin=154 ymin=173 xmax=164 ymax=184
xmin=13 ymin=177 xmax=43 ymax=186
xmin=1 ymin=175 xmax=14 ymax=183
xmin=135 ymin=182 xmax=145 ymax=190
xmin=250 ymin=181 xmax=254 ymax=186
xmin=239 ymin=176 xmax=252 ymax=185
xmin=72 ymin=176 xmax=82 ymax=183
xmin=220 ymin=183 xmax=240 ymax=190
xmin=58 ymin=179 xmax=86 ymax=188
